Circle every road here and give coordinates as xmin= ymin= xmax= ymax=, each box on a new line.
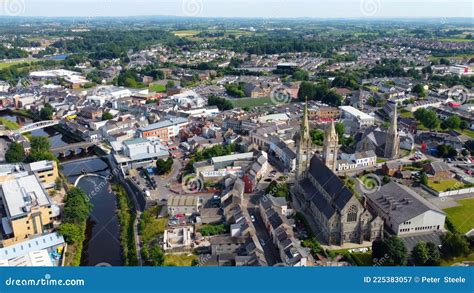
xmin=247 ymin=206 xmax=282 ymax=265
xmin=246 ymin=191 xmax=282 ymax=266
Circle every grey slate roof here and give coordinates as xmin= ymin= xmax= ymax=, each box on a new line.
xmin=299 ymin=156 xmax=354 ymax=219
xmin=366 ymin=182 xmax=445 ymax=225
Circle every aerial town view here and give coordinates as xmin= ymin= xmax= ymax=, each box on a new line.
xmin=0 ymin=0 xmax=473 ymax=276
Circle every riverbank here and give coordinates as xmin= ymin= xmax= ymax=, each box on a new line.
xmin=112 ymin=184 xmax=138 ymax=266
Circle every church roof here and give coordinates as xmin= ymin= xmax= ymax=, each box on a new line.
xmin=300 ymin=156 xmax=355 ymax=219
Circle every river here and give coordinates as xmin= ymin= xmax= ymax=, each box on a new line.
xmin=0 ymin=111 xmax=123 ymax=266
xmin=0 ymin=112 xmax=74 ymax=148
xmin=62 ymin=158 xmax=124 ymax=266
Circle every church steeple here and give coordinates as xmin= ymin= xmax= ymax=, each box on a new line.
xmin=384 ymin=104 xmax=400 ymax=159
xmin=323 ymin=121 xmax=339 ymax=172
xmin=295 ymin=97 xmax=312 ymax=180
xmin=301 ymin=97 xmax=310 ymax=142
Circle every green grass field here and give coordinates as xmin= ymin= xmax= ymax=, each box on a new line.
xmin=149 ymin=84 xmax=166 ymax=93
xmin=0 ymin=117 xmax=20 ymax=130
xmin=427 ymin=178 xmax=463 ymax=192
xmin=173 ymin=30 xmax=201 ymax=37
xmin=0 ymin=59 xmax=38 ymax=70
xmin=399 ymin=110 xmax=414 ymax=119
xmin=443 ymin=198 xmax=474 ymax=234
xmin=439 ymin=38 xmax=474 ymax=43
xmin=139 ymin=206 xmax=167 ymax=244
xmin=164 ymin=253 xmax=197 ymax=266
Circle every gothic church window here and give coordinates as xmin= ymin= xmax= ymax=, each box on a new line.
xmin=347 ymin=205 xmax=358 ymax=222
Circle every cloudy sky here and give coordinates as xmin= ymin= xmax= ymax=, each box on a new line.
xmin=0 ymin=0 xmax=472 ymax=18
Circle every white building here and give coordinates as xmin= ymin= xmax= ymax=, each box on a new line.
xmin=171 ymin=90 xmax=205 ymax=109
xmin=366 ymin=182 xmax=446 ymax=236
xmin=337 ymin=150 xmax=377 ymax=172
xmin=0 ymin=81 xmax=10 ymax=92
xmin=449 ymin=65 xmax=473 ymax=76
xmin=339 ymin=106 xmax=375 ymax=128
xmin=112 ymin=138 xmax=169 ymax=172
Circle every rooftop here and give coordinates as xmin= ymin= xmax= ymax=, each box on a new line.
xmin=1 ymin=175 xmax=51 ymax=219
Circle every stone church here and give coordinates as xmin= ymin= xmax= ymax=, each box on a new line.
xmin=356 ymin=105 xmax=401 ymax=159
xmin=292 ymin=102 xmax=383 ymax=246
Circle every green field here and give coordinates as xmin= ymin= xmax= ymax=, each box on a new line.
xmin=439 ymin=38 xmax=474 ymax=43
xmin=164 ymin=253 xmax=197 ymax=266
xmin=0 ymin=59 xmax=38 ymax=70
xmin=173 ymin=30 xmax=201 ymax=37
xmin=444 ymin=198 xmax=474 ymax=234
xmin=428 ymin=178 xmax=463 ymax=192
xmin=399 ymin=110 xmax=414 ymax=119
xmin=139 ymin=206 xmax=167 ymax=244
xmin=0 ymin=117 xmax=20 ymax=130
xmin=149 ymin=84 xmax=166 ymax=93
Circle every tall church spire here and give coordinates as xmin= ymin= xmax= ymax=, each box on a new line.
xmin=384 ymin=104 xmax=400 ymax=159
xmin=295 ymin=97 xmax=312 ymax=180
xmin=323 ymin=121 xmax=339 ymax=172
xmin=301 ymin=96 xmax=310 ymax=142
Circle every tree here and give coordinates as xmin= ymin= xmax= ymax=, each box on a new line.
xmin=165 ymin=80 xmax=175 ymax=89
xmin=412 ymin=84 xmax=427 ymax=97
xmin=5 ymin=142 xmax=25 ymax=163
xmin=40 ymin=103 xmax=54 ymax=120
xmin=372 ymin=236 xmax=408 ymax=266
xmin=101 ymin=112 xmax=114 ymax=121
xmin=420 ymin=172 xmax=428 ymax=185
xmin=150 ymin=246 xmax=165 ymax=266
xmin=156 ymin=158 xmax=173 ymax=175
xmin=62 ymin=187 xmax=93 ymax=224
xmin=441 ymin=232 xmax=470 ymax=258
xmin=411 ymin=241 xmax=430 ymax=266
xmin=465 ymin=140 xmax=474 ymax=155
xmin=444 ymin=115 xmax=461 ymax=130
xmin=27 ymin=136 xmax=57 ymax=163
xmin=460 ymin=120 xmax=469 ymax=130
xmin=335 ymin=122 xmax=345 ymax=144
xmin=310 ymin=129 xmax=325 ymax=146
xmin=414 ymin=108 xmax=440 ymax=130
xmin=30 ymin=136 xmax=51 ymax=152
xmin=422 ymin=111 xmax=440 ymax=130
xmin=57 ymin=223 xmax=82 ymax=244
xmin=426 ymin=242 xmax=441 ymax=266
xmin=208 ymin=95 xmax=233 ymax=111
xmin=266 ymin=181 xmax=289 ymax=199
xmin=437 ymin=144 xmax=457 ymax=158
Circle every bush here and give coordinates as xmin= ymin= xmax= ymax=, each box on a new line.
xmin=198 ymin=224 xmax=229 ymax=236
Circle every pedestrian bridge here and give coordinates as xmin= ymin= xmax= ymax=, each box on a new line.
xmin=15 ymin=120 xmax=59 ymax=134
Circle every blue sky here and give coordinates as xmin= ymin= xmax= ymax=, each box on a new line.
xmin=0 ymin=0 xmax=473 ymax=18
